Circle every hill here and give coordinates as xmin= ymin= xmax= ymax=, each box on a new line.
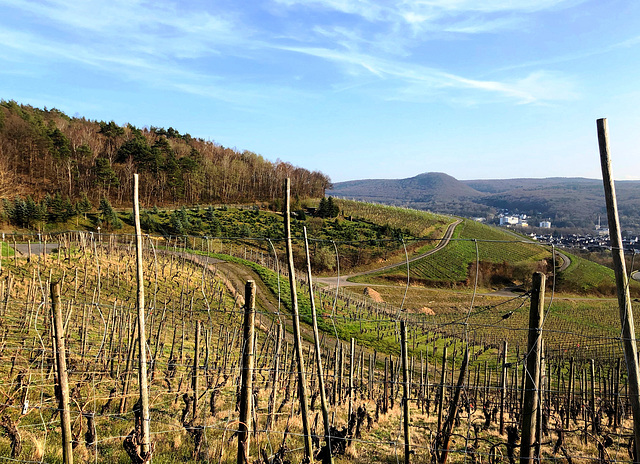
xmin=330 ymin=172 xmax=640 ymax=232
xmin=0 ymin=100 xmax=330 ymax=208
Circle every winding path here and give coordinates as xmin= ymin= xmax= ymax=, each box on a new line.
xmin=315 ymin=218 xmax=462 ymax=288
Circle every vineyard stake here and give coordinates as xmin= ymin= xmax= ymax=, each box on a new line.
xmin=598 ymin=117 xmax=640 ymax=461
xmin=400 ymin=321 xmax=411 ymax=464
xmin=192 ymin=320 xmax=201 ymax=422
xmin=500 ymin=341 xmax=507 ymax=435
xmin=283 ymin=178 xmax=314 ymax=461
xmin=133 ymin=173 xmax=152 ymax=458
xmin=303 ymin=227 xmax=334 ymax=464
xmin=51 ymin=282 xmax=73 ymax=464
xmin=349 ymin=338 xmax=355 ymax=421
xmin=266 ymin=323 xmax=282 ymax=432
xmin=438 ymin=348 xmax=469 ymax=464
xmin=238 ymin=281 xmax=255 ymax=464
xmin=519 ymin=272 xmax=545 ymax=464
xmin=437 ymin=346 xmax=447 ymax=434
xmin=566 ymin=357 xmax=574 ymax=430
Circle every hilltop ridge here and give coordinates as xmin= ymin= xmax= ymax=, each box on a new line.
xmin=329 ymin=172 xmax=640 ymax=232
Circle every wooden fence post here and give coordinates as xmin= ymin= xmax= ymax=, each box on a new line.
xmin=238 ymin=281 xmax=256 ymax=464
xmin=598 ymin=118 xmax=640 ymax=462
xmin=51 ymin=282 xmax=73 ymax=464
xmin=520 ymin=272 xmax=545 ymax=464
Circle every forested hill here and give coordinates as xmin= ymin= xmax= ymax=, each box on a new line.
xmin=330 ymin=172 xmax=640 ymax=232
xmin=0 ymin=100 xmax=330 ymax=207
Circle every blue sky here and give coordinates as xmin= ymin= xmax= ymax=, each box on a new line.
xmin=1 ymin=0 xmax=639 ymax=183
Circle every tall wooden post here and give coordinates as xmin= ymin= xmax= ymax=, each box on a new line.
xmin=437 ymin=346 xmax=447 ymax=434
xmin=192 ymin=320 xmax=201 ymax=422
xmin=566 ymin=357 xmax=574 ymax=430
xmin=598 ymin=118 xmax=640 ymax=462
xmin=266 ymin=323 xmax=282 ymax=432
xmin=590 ymin=359 xmax=597 ymax=436
xmin=500 ymin=341 xmax=508 ymax=435
xmin=400 ymin=321 xmax=411 ymax=464
xmin=349 ymin=338 xmax=355 ymax=421
xmin=520 ymin=272 xmax=545 ymax=464
xmin=303 ymin=227 xmax=334 ymax=463
xmin=238 ymin=281 xmax=256 ymax=464
xmin=283 ymin=179 xmax=314 ymax=462
xmin=133 ymin=174 xmax=151 ymax=457
xmin=52 ymin=282 xmax=73 ymax=464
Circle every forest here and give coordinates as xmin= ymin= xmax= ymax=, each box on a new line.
xmin=0 ymin=100 xmax=330 ymax=208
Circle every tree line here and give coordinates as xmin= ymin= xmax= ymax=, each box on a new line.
xmin=0 ymin=100 xmax=331 ymax=209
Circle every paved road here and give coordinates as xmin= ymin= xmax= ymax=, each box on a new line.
xmin=315 ymin=218 xmax=462 ymax=289
xmin=555 ymin=250 xmax=571 ymax=272
xmin=11 ymin=243 xmax=60 ymax=256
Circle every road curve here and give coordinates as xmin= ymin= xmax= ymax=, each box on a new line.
xmin=315 ymin=218 xmax=462 ymax=288
xmin=555 ymin=250 xmax=571 ymax=272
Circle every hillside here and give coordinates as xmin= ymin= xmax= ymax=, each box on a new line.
xmin=0 ymin=100 xmax=330 ymax=207
xmin=330 ymin=172 xmax=640 ymax=232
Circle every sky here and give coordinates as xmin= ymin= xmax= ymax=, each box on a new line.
xmin=1 ymin=0 xmax=639 ymax=184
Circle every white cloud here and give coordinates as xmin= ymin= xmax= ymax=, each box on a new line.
xmin=0 ymin=0 xmax=239 ymax=59
xmin=279 ymin=43 xmax=578 ymax=104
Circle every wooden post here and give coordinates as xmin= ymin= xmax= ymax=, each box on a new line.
xmin=192 ymin=320 xmax=201 ymax=422
xmin=266 ymin=323 xmax=282 ymax=432
xmin=519 ymin=272 xmax=545 ymax=464
xmin=303 ymin=227 xmax=333 ymax=463
xmin=384 ymin=357 xmax=389 ymax=414
xmin=283 ymin=179 xmax=314 ymax=462
xmin=400 ymin=321 xmax=411 ymax=464
xmin=566 ymin=357 xmax=574 ymax=430
xmin=500 ymin=341 xmax=508 ymax=435
xmin=437 ymin=346 xmax=447 ymax=434
xmin=590 ymin=359 xmax=597 ymax=435
xmin=119 ymin=317 xmax=137 ymax=414
xmin=133 ymin=173 xmax=152 ymax=457
xmin=52 ymin=282 xmax=73 ymax=464
xmin=238 ymin=281 xmax=256 ymax=464
xmin=438 ymin=349 xmax=469 ymax=464
xmin=349 ymin=338 xmax=355 ymax=420
xmin=598 ymin=117 xmax=640 ymax=462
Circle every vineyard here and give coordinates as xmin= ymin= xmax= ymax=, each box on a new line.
xmin=0 ymin=225 xmax=638 ymax=464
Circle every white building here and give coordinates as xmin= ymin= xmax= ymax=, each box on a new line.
xmin=539 ymin=221 xmax=552 ymax=228
xmin=500 ymin=214 xmax=528 ymax=227
xmin=500 ymin=216 xmax=519 ymax=226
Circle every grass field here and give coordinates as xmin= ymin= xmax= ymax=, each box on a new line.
xmin=350 ymin=219 xmax=551 ymax=287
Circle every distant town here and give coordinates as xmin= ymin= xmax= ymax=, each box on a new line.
xmin=476 ymin=212 xmax=640 ymax=253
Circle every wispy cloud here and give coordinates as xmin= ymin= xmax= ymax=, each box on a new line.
xmin=272 ymin=0 xmax=582 ymax=27
xmin=278 ymin=43 xmax=578 ymax=104
xmin=0 ymin=0 xmax=582 ymax=108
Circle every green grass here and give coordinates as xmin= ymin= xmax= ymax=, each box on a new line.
xmin=335 ymin=198 xmax=452 ymax=238
xmin=353 ymin=219 xmax=551 ymax=285
xmin=556 ymin=250 xmax=640 ymax=296
xmin=1 ymin=240 xmax=13 ymax=257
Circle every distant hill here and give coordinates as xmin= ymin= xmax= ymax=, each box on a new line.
xmin=329 ymin=172 xmax=640 ymax=232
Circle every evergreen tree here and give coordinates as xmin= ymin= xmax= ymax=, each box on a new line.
xmin=76 ymin=193 xmax=92 ymax=217
xmin=99 ymin=197 xmax=122 ymax=229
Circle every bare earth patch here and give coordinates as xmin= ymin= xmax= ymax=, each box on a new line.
xmin=363 ymin=287 xmax=384 ymax=302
